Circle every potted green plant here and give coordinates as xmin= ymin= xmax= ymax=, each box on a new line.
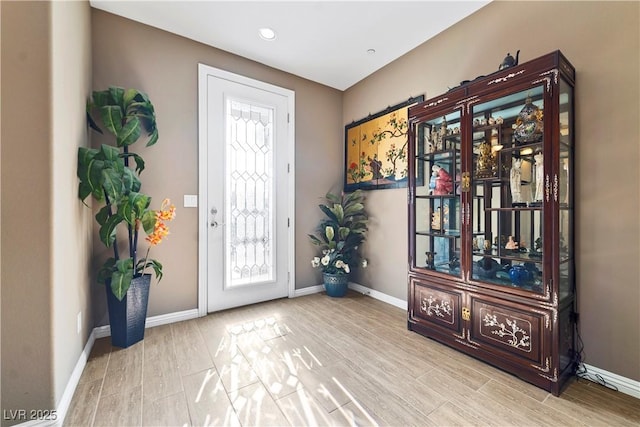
xmin=77 ymin=86 xmax=175 ymax=348
xmin=308 ymin=190 xmax=368 ymax=297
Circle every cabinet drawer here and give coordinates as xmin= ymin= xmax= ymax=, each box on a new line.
xmin=409 ymin=277 xmax=462 ymax=334
xmin=468 ymin=295 xmax=549 ymax=366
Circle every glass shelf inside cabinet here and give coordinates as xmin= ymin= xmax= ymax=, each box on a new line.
xmin=414 ymin=112 xmax=461 ymax=276
xmin=470 ymin=86 xmax=546 ymax=294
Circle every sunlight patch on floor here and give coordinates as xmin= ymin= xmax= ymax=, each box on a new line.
xmin=333 ymin=376 xmax=379 ymax=426
xmin=194 ymin=312 xmax=380 ymax=426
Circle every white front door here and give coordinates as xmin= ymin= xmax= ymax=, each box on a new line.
xmin=198 ymin=65 xmax=295 ymax=313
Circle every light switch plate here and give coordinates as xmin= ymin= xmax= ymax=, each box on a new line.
xmin=184 ymin=195 xmax=198 ymax=208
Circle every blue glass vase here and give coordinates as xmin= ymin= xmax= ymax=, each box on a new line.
xmin=509 ymin=265 xmax=532 ymax=287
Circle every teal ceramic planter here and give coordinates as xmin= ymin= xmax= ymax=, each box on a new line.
xmin=323 ymin=273 xmax=349 ymax=297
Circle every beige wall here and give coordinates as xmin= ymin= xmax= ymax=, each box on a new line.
xmin=1 ymin=1 xmax=55 ymax=418
xmin=51 ymin=0 xmax=93 ymax=408
xmin=91 ymin=10 xmax=343 ymax=324
xmin=1 ymin=0 xmax=92 ymax=422
xmin=344 ymin=1 xmax=639 ymax=382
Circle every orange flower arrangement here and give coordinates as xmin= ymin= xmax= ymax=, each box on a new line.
xmin=138 ymin=198 xmax=176 ymax=280
xmin=145 ymin=199 xmax=176 ymax=246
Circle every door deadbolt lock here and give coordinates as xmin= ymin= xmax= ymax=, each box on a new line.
xmin=210 ymin=206 xmax=223 ymax=228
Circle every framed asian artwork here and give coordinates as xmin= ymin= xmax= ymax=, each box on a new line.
xmin=344 ymin=95 xmax=424 ymax=191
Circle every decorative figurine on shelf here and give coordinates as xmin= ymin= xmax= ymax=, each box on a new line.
xmin=425 ymin=131 xmax=435 ymax=154
xmin=505 ymin=235 xmax=519 ymax=250
xmin=475 ymin=140 xmax=496 ymax=178
xmin=514 ymin=94 xmax=544 ymax=144
xmin=499 ymin=50 xmax=520 ymax=70
xmin=431 ymin=207 xmax=442 ymax=231
xmin=562 ymin=158 xmax=569 ymax=204
xmin=482 ymin=238 xmax=496 ymax=274
xmin=432 ymin=164 xmax=454 ymax=195
xmin=449 ymin=256 xmax=460 ymax=270
xmin=533 ymin=152 xmax=544 ymax=203
xmin=431 ymin=127 xmax=442 ymax=151
xmin=428 ymin=167 xmax=438 ymax=195
xmin=529 ymin=237 xmax=543 ymax=259
xmin=432 ymin=121 xmax=444 ymax=151
xmin=425 ymin=251 xmax=436 ymax=270
xmin=440 ymin=117 xmax=448 ymax=137
xmin=510 ymin=158 xmax=525 ymax=206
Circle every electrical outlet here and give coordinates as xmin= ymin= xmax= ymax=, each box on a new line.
xmin=77 ymin=312 xmax=82 ymax=334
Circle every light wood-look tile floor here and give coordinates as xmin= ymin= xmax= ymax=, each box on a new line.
xmin=64 ymin=292 xmax=640 ymax=426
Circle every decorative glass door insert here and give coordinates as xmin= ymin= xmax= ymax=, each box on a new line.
xmin=225 ymin=99 xmax=275 ymax=287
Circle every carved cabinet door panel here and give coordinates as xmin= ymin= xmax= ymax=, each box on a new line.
xmin=409 ymin=276 xmax=463 ymax=335
xmin=468 ymin=293 xmax=551 ymax=370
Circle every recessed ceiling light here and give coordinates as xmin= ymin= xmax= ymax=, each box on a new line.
xmin=367 ymin=49 xmax=376 ymax=54
xmin=259 ymin=27 xmax=276 ymax=41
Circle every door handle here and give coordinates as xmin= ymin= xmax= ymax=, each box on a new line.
xmin=210 ymin=206 xmax=223 ymax=228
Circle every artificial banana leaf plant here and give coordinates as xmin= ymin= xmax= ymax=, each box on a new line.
xmin=77 ymin=87 xmax=173 ymax=300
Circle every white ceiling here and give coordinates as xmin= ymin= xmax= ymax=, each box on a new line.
xmin=90 ymin=1 xmax=490 ymax=91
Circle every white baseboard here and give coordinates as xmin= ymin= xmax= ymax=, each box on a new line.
xmin=348 ymin=282 xmax=407 ymax=310
xmin=93 ymin=324 xmax=111 ymax=339
xmin=292 ymin=284 xmax=324 ymax=297
xmin=52 ymin=329 xmax=97 ymax=426
xmin=93 ymin=308 xmax=200 ymax=339
xmin=578 ymin=363 xmax=640 ymax=399
xmin=291 ymin=281 xmax=408 ymax=310
xmin=145 ymin=308 xmax=200 ymax=328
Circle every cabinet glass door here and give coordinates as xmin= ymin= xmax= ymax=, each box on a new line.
xmin=470 ymin=86 xmax=545 ymax=294
xmin=413 ymin=111 xmax=461 ymax=276
xmin=558 ymin=78 xmax=574 ymax=301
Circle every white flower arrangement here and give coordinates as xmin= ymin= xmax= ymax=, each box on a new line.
xmin=310 ymin=248 xmax=367 ymax=275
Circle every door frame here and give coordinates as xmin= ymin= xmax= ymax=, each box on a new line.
xmin=197 ymin=63 xmax=296 ymax=316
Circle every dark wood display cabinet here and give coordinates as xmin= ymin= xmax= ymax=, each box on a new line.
xmin=407 ymin=51 xmax=577 ymax=395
